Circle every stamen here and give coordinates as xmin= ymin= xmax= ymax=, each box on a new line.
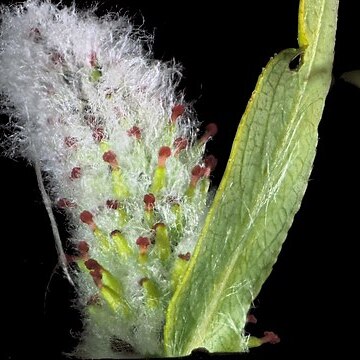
xmin=143 ymin=193 xmax=155 ymax=211
xmin=186 ymin=165 xmax=205 ymax=198
xmin=171 ymin=252 xmax=191 ymax=290
xmin=150 ymin=147 xmax=171 ymax=194
xmin=199 ymin=123 xmax=218 ymax=145
xmin=204 ymin=155 xmax=218 ymax=177
xmin=92 ymin=127 xmax=105 ymax=142
xmin=173 ymin=137 xmax=188 ymax=156
xmin=80 ymin=210 xmax=110 ymax=249
xmin=85 ymin=258 xmax=130 ymax=314
xmin=143 ymin=193 xmax=155 ymax=226
xmin=103 ymin=150 xmax=119 ymax=169
xmin=57 ymin=198 xmax=76 ymax=208
xmin=111 ymin=230 xmax=132 ymax=257
xmin=136 ymin=236 xmax=151 ymax=255
xmin=80 ymin=210 xmax=96 ymax=231
xmin=106 ymin=199 xmax=119 ymax=210
xmin=64 ymin=136 xmax=78 ymax=148
xmin=70 ymin=167 xmax=81 ymax=180
xmin=102 ymin=150 xmax=129 ymax=199
xmin=127 ymin=126 xmax=141 ymax=140
xmin=139 ymin=277 xmax=160 ymax=309
xmin=153 ymin=223 xmax=170 ymax=262
xmin=171 ymin=104 xmax=185 ymax=123
xmin=78 ymin=240 xmax=90 ymax=259
xmin=248 ymin=331 xmax=280 ymax=348
xmin=158 ymin=146 xmax=171 ymax=167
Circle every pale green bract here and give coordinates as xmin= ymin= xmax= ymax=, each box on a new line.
xmin=164 ymin=0 xmax=339 ymax=355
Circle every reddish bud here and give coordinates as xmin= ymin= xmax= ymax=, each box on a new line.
xmin=204 ymin=155 xmax=218 ymax=177
xmin=85 ymin=258 xmax=103 ymax=288
xmin=80 ymin=210 xmax=96 ymax=231
xmin=106 ymin=199 xmax=119 ymax=210
xmin=178 ymin=252 xmax=191 ymax=261
xmin=64 ymin=136 xmax=78 ymax=148
xmin=84 ymin=258 xmax=101 ymax=271
xmin=78 ymin=241 xmax=90 ymax=257
xmin=171 ymin=104 xmax=185 ymax=123
xmin=103 ymin=150 xmax=118 ymax=168
xmin=173 ymin=137 xmax=188 ymax=156
xmin=261 ymin=331 xmax=280 ymax=345
xmin=127 ymin=126 xmax=141 ymax=140
xmin=57 ymin=198 xmax=76 ymax=209
xmin=136 ymin=236 xmax=151 ymax=254
xmin=158 ymin=146 xmax=171 ymax=167
xmin=191 ymin=165 xmax=204 ymax=177
xmin=70 ymin=167 xmax=81 ymax=180
xmin=92 ymin=127 xmax=105 ymax=142
xmin=143 ymin=193 xmax=155 ymax=211
xmin=199 ymin=123 xmax=218 ymax=144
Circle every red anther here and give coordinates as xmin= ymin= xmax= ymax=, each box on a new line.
xmin=143 ymin=193 xmax=156 ymax=211
xmin=204 ymin=155 xmax=218 ymax=177
xmin=127 ymin=126 xmax=141 ymax=140
xmin=191 ymin=165 xmax=205 ymax=177
xmin=261 ymin=331 xmax=280 ymax=345
xmin=199 ymin=123 xmax=218 ymax=144
xmin=178 ymin=252 xmax=191 ymax=261
xmin=80 ymin=210 xmax=96 ymax=231
xmin=84 ymin=114 xmax=96 ymax=127
xmin=102 ymin=150 xmax=118 ymax=169
xmin=78 ymin=241 xmax=90 ymax=257
xmin=190 ymin=165 xmax=205 ymax=187
xmin=64 ymin=136 xmax=78 ymax=148
xmin=84 ymin=259 xmax=103 ymax=287
xmin=158 ymin=146 xmax=171 ymax=167
xmin=57 ymin=198 xmax=76 ymax=208
xmin=173 ymin=137 xmax=188 ymax=156
xmin=89 ymin=51 xmax=98 ymax=67
xmin=70 ymin=167 xmax=81 ymax=180
xmin=106 ymin=199 xmax=119 ymax=210
xmin=92 ymin=127 xmax=105 ymax=142
xmin=84 ymin=258 xmax=101 ymax=271
xmin=171 ymin=104 xmax=185 ymax=123
xmin=136 ymin=236 xmax=151 ymax=254
xmin=247 ymin=314 xmax=258 ymax=324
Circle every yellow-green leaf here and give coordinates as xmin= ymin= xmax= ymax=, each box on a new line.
xmin=164 ymin=0 xmax=338 ymax=355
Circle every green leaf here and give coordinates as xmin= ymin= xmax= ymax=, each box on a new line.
xmin=164 ymin=0 xmax=338 ymax=355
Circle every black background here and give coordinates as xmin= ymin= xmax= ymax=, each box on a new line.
xmin=1 ymin=0 xmax=358 ymax=359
